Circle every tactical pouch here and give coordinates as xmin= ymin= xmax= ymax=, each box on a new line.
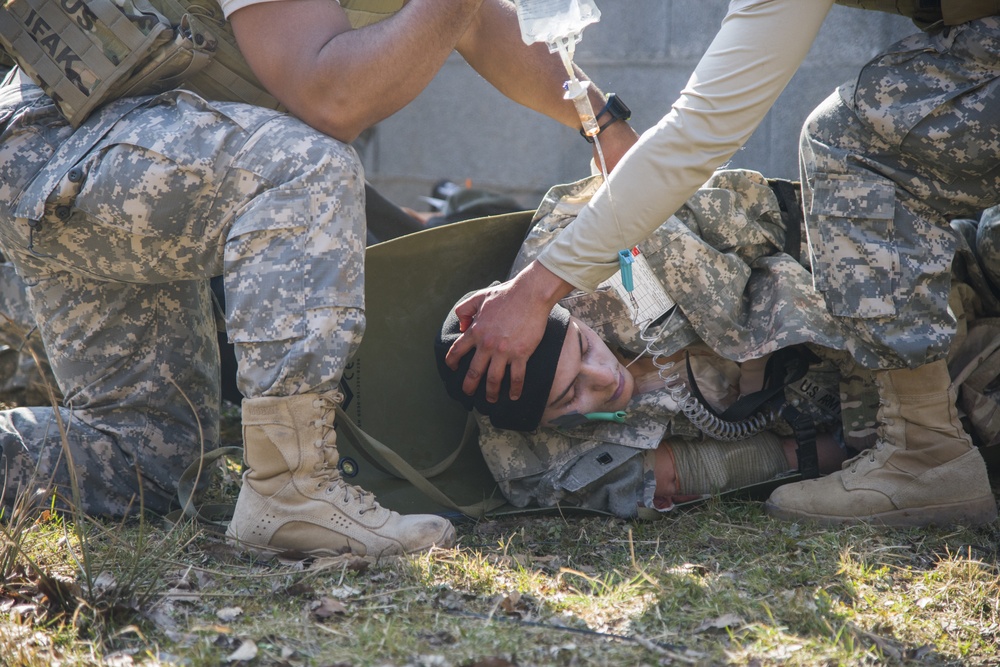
xmin=151 ymin=0 xmax=279 ymax=112
xmin=941 ymin=0 xmax=1000 ymax=24
xmin=0 ymin=0 xmax=181 ymax=125
xmin=0 ymin=0 xmax=278 ymax=127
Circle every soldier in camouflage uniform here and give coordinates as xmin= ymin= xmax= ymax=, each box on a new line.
xmin=436 ymin=170 xmax=856 ymax=517
xmin=446 ymin=0 xmax=1000 ymax=528
xmin=0 ymin=0 xmax=639 ymax=559
xmin=440 ymin=168 xmax=1000 ymax=519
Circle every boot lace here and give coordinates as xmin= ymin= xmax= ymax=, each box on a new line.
xmin=310 ymin=390 xmax=381 ymax=515
xmin=847 ymin=441 xmax=884 ymax=474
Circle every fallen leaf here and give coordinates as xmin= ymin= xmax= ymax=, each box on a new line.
xmin=499 ymin=593 xmax=526 ymax=618
xmin=694 ymin=613 xmax=743 ymax=633
xmin=226 ymin=640 xmax=258 ymax=662
xmin=435 ymin=590 xmax=466 ymax=612
xmin=102 ymin=651 xmax=136 ymax=667
xmin=216 ymin=607 xmax=243 ymax=622
xmin=143 ymin=602 xmax=180 ymax=633
xmin=281 ymin=581 xmax=315 ymax=596
xmin=92 ymin=571 xmax=117 ymax=595
xmin=309 ymin=555 xmax=370 ymax=573
xmin=165 ymin=569 xmax=196 ymax=590
xmin=326 ymin=585 xmax=361 ymax=599
xmin=311 ymin=597 xmax=348 ymax=620
xmin=531 ymin=555 xmax=563 ymax=568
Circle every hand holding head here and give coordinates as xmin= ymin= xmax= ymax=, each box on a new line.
xmin=436 ymin=291 xmax=635 ymax=432
xmin=442 ymin=261 xmax=575 ymax=402
xmin=435 ymin=292 xmax=570 ymax=432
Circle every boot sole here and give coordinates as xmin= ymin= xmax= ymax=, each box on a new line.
xmin=226 ymin=523 xmax=457 ymax=561
xmin=764 ymin=495 xmax=998 ymax=528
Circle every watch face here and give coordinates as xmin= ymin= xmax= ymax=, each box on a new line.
xmin=608 ymin=95 xmax=631 ymax=121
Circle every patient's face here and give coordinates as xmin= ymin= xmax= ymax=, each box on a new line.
xmin=540 ymin=317 xmax=634 ymax=427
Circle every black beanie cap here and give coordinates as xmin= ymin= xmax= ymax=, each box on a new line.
xmin=434 ymin=290 xmax=570 ymax=432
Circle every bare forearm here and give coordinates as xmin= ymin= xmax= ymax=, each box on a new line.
xmin=458 ymin=0 xmax=638 ymax=169
xmin=231 ymin=0 xmax=485 ymax=142
xmin=457 ymin=0 xmax=581 ymax=127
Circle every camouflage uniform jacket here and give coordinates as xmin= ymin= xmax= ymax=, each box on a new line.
xmin=474 ymin=169 xmax=850 ymax=517
xmin=512 ymin=169 xmax=851 ymax=364
xmin=535 ymin=1 xmax=999 ymax=373
xmin=476 ymin=385 xmax=670 ymax=518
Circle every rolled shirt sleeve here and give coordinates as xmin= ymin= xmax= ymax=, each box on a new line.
xmin=219 ymin=0 xmax=298 ymax=19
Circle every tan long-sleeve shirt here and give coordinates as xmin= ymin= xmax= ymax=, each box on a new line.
xmin=537 ymin=0 xmax=835 ymax=292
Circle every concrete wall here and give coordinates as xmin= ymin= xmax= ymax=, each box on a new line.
xmin=361 ymin=3 xmax=916 ymax=212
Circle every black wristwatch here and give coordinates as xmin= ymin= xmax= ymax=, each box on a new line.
xmin=581 ymin=93 xmax=631 ymax=143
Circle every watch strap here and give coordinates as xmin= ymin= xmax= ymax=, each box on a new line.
xmin=581 ymin=93 xmax=631 ymax=143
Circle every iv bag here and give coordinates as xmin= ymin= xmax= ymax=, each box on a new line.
xmin=515 ymin=0 xmax=601 ymax=50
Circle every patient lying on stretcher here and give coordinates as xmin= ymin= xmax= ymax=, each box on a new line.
xmin=435 ymin=297 xmax=852 ymax=517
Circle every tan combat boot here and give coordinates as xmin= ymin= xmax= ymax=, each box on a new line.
xmin=765 ymin=359 xmax=997 ymax=527
xmin=226 ymin=391 xmax=456 ymax=558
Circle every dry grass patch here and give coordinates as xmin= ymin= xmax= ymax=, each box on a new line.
xmin=2 ymin=480 xmax=1000 ymax=666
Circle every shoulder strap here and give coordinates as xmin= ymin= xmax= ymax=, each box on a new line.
xmin=150 ymin=0 xmax=280 ymax=109
xmin=767 ymin=178 xmax=803 ymax=264
xmin=942 ymin=0 xmax=1000 ymax=24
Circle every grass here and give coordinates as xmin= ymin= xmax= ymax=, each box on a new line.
xmin=3 ymin=469 xmax=999 ymax=666
xmin=2 ymin=393 xmax=999 ymax=666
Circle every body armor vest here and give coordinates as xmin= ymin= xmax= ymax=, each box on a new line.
xmin=0 ymin=0 xmax=405 ymax=126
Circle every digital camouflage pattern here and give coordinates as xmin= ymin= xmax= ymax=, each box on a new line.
xmin=478 ymin=170 xmax=850 ymax=517
xmin=512 ymin=169 xmax=850 ymax=364
xmin=474 ymin=389 xmax=662 ymax=518
xmin=0 ymin=261 xmax=58 ymax=407
xmin=0 ymin=74 xmax=366 ymax=516
xmin=800 ymin=16 xmax=1000 ymax=370
xmin=481 ymin=146 xmax=1000 ymax=514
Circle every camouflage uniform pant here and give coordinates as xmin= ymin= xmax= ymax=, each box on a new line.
xmin=0 ymin=261 xmax=56 ymax=406
xmin=801 ymin=16 xmax=1000 ymax=370
xmin=0 ymin=82 xmax=366 ymax=517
